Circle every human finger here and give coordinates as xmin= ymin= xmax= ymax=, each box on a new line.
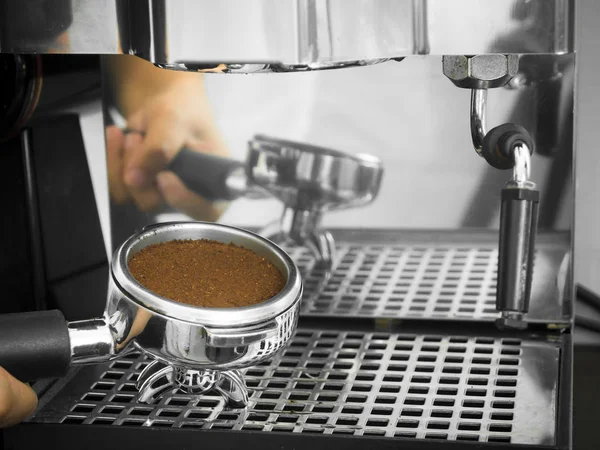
xmin=156 ymin=171 xmax=225 ymax=222
xmin=122 ymin=131 xmax=164 ymax=212
xmin=105 ymin=125 xmax=130 ymax=204
xmin=0 ymin=367 xmax=38 ymax=428
xmin=124 ymin=112 xmax=186 ymax=189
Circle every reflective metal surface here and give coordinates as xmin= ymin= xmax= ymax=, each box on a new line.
xmin=105 ymin=52 xmax=575 ymax=257
xmin=248 ymin=135 xmax=383 ymax=212
xmin=443 ymin=55 xmax=519 ymax=90
xmin=438 ymin=52 xmax=569 ymax=330
xmin=513 ymin=145 xmax=532 ymax=184
xmin=68 ymin=319 xmax=114 ymax=365
xmin=261 ymin=208 xmax=337 ymax=272
xmin=105 ymin=222 xmax=301 ymax=370
xmin=2 ymin=1 xmax=573 ymax=72
xmin=110 ymin=222 xmax=301 ymax=328
xmin=285 ymin=229 xmax=571 ymax=325
xmin=250 ymin=135 xmax=382 ymax=269
xmin=0 ymin=0 xmax=578 ymax=446
xmin=444 ymin=55 xmax=520 ymax=157
xmin=29 ymin=329 xmax=561 ymax=445
xmin=470 ymin=89 xmax=488 ymax=156
xmin=136 ymin=361 xmax=248 ymax=407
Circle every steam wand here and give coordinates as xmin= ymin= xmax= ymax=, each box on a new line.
xmin=487 ymin=129 xmax=539 ymax=330
xmin=443 ymin=54 xmax=538 ymax=329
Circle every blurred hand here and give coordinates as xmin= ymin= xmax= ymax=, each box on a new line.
xmin=106 ymin=72 xmax=228 ymax=221
xmin=0 ymin=367 xmax=37 ymax=428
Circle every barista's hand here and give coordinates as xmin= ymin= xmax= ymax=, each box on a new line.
xmin=106 ymin=56 xmax=228 ymax=220
xmin=0 ymin=366 xmax=38 ymax=428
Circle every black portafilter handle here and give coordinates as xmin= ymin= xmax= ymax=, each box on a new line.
xmin=0 ymin=310 xmax=71 ymax=382
xmin=167 ymin=148 xmax=244 ymax=201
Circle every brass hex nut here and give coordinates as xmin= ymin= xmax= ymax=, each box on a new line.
xmin=443 ymin=54 xmax=519 ymax=89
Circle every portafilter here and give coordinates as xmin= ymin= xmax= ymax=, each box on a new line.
xmin=0 ymin=222 xmax=302 ymax=407
xmin=148 ymin=134 xmax=383 ymax=272
xmin=249 ymin=135 xmax=384 ymax=272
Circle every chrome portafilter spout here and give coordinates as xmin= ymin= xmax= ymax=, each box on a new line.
xmin=259 ymin=208 xmax=335 ymax=271
xmin=248 ymin=135 xmax=384 ymax=273
xmin=136 ymin=361 xmax=248 ymax=407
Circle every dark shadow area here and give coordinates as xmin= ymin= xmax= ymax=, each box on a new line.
xmin=574 ymin=345 xmax=600 ymax=449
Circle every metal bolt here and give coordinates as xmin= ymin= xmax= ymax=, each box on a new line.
xmin=443 ymin=54 xmax=519 ymax=89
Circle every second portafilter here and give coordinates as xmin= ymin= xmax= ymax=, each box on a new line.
xmin=140 ymin=132 xmax=384 ymax=271
xmin=248 ymin=136 xmax=384 ymax=272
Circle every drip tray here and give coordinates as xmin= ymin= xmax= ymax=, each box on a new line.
xmin=6 ymin=228 xmax=570 ymax=450
xmin=289 ymin=229 xmax=570 ymax=324
xmin=29 ymin=328 xmax=561 ymax=447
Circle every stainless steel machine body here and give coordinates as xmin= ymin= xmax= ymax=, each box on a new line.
xmin=2 ymin=0 xmax=572 ymax=69
xmin=0 ymin=1 xmax=576 ymax=449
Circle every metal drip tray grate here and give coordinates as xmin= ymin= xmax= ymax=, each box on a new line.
xmin=292 ymin=244 xmax=499 ymax=319
xmin=32 ymin=329 xmax=559 ymax=446
xmin=285 ymin=229 xmax=569 ymax=323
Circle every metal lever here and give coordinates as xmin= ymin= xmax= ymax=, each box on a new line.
xmin=496 ymin=143 xmax=539 ymax=330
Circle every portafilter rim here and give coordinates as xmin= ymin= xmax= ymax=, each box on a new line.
xmin=251 ymin=134 xmax=383 ymax=168
xmin=111 ymin=221 xmax=302 ymax=328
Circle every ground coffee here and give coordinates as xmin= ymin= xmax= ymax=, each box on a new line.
xmin=128 ymin=239 xmax=286 ymax=308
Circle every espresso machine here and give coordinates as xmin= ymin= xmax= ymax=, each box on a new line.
xmin=0 ymin=1 xmax=575 ymax=449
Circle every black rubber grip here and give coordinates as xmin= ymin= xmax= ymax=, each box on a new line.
xmin=167 ymin=148 xmax=244 ymax=201
xmin=0 ymin=310 xmax=71 ymax=382
xmin=496 ymin=187 xmax=539 ymax=314
xmin=482 ymin=123 xmax=534 ymax=170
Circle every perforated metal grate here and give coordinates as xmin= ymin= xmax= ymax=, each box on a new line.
xmin=283 ymin=229 xmax=569 ymax=323
xmin=37 ymin=329 xmax=558 ymax=445
xmin=291 ymin=244 xmax=499 ymax=319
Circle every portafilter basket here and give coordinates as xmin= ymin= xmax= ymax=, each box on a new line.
xmin=0 ymin=222 xmax=302 ymax=407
